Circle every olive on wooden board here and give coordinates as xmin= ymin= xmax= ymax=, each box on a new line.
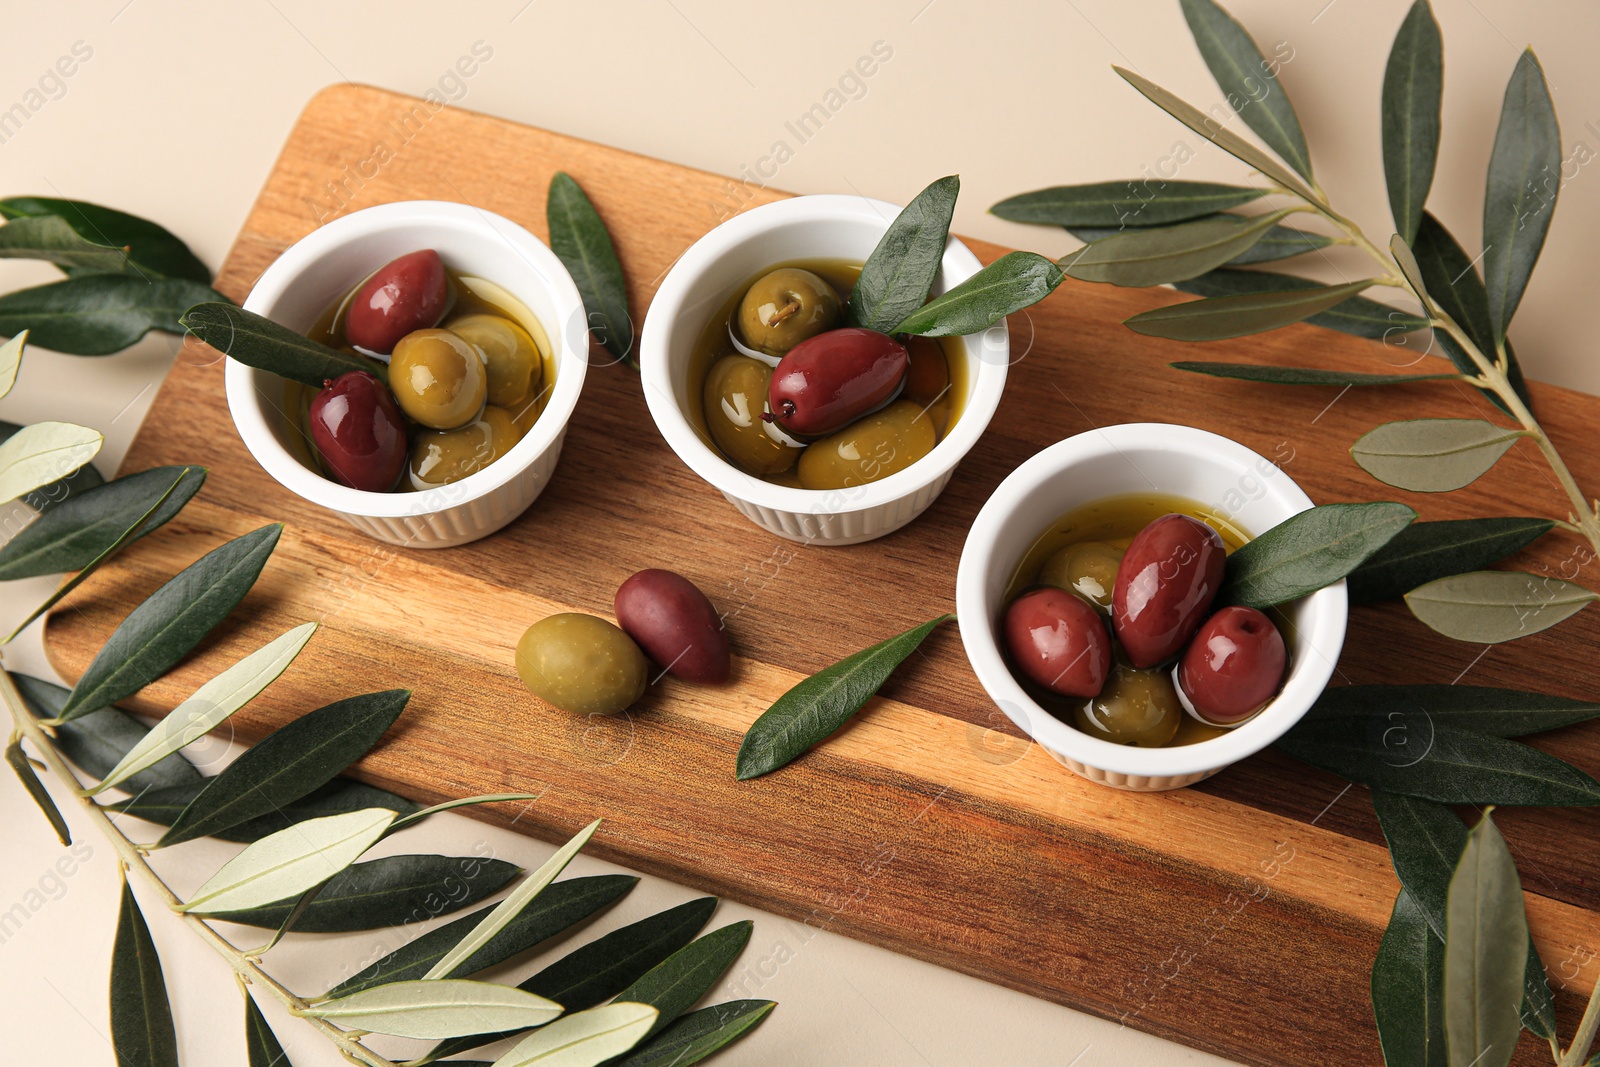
xmin=704 ymin=355 xmax=801 ymax=476
xmin=796 ymin=399 xmax=936 ymax=490
xmin=1075 ymin=663 xmax=1182 ymax=747
xmin=1040 ymin=541 xmax=1123 ymax=615
xmin=1112 ymin=514 xmax=1225 ymax=668
xmin=308 ymin=371 xmax=407 ymax=493
xmin=614 ymin=569 xmax=731 ymax=684
xmin=766 ymin=327 xmax=908 ymax=438
xmin=408 ymin=405 xmax=520 ymax=489
xmin=345 ymin=249 xmax=449 ymax=354
xmin=1177 ymin=606 xmax=1286 ymax=725
xmin=450 ymin=312 xmax=543 ymax=408
xmin=515 ymin=613 xmax=648 ymax=716
xmin=736 ymin=267 xmax=840 ymax=356
xmin=389 ymin=328 xmax=488 ymax=430
xmin=1003 ymin=587 xmax=1111 ymax=699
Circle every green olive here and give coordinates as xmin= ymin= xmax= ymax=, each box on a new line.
xmin=1074 ymin=663 xmax=1182 ymax=747
xmin=736 ymin=267 xmax=840 ymax=356
xmin=515 ymin=613 xmax=648 ymax=716
xmin=450 ymin=312 xmax=543 ymax=408
xmin=703 ymin=355 xmax=801 ymax=476
xmin=1039 ymin=541 xmax=1124 ymax=615
xmin=408 ymin=405 xmax=520 ymax=489
xmin=389 ymin=327 xmax=487 ymax=430
xmin=797 ymin=399 xmax=936 ymax=490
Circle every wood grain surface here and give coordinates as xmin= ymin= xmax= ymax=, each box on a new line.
xmin=40 ymin=84 xmax=1600 ymax=1066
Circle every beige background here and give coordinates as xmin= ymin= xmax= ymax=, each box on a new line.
xmin=2 ymin=1 xmax=1596 ymax=1064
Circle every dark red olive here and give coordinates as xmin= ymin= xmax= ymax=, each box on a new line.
xmin=1003 ymin=588 xmax=1111 ymax=698
xmin=1177 ymin=606 xmax=1286 ymax=724
xmin=1112 ymin=514 xmax=1225 ymax=668
xmin=765 ymin=327 xmax=908 ymax=437
xmin=614 ymin=569 xmax=731 ymax=684
xmin=308 ymin=371 xmax=407 ymax=492
xmin=345 ymin=249 xmax=448 ymax=354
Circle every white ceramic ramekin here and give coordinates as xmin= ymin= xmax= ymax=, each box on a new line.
xmin=225 ymin=201 xmax=588 ymax=548
xmin=639 ymin=195 xmax=1009 ymax=546
xmin=955 ymin=424 xmax=1349 ymax=791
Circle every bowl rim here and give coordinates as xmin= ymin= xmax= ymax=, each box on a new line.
xmin=954 ymin=422 xmax=1350 ymax=778
xmin=638 ymin=193 xmax=1008 ymax=516
xmin=224 ymin=199 xmax=588 ymax=519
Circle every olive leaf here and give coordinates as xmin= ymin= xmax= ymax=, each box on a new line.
xmin=1113 ymin=66 xmax=1318 ymax=202
xmin=207 ymin=853 xmax=522 ymax=932
xmin=1307 ymin=685 xmax=1600 ymax=738
xmin=616 ymin=921 xmax=754 ymax=1042
xmin=613 ymin=1000 xmax=776 ymax=1067
xmin=302 ymin=980 xmax=562 ymax=1040
xmin=1372 ymin=791 xmax=1555 ymax=1038
xmin=86 ymin=622 xmax=317 ymax=796
xmin=1219 ymin=502 xmax=1415 ymax=609
xmin=1372 ymin=889 xmax=1448 ymax=1067
xmin=157 ymin=689 xmax=410 ymax=846
xmin=1124 ymin=278 xmax=1377 ymax=341
xmin=0 ymin=420 xmax=102 ymax=505
xmin=108 ymin=778 xmax=421 ymax=844
xmin=0 ymin=418 xmax=103 ymax=512
xmin=1068 ymin=218 xmax=1333 ymax=265
xmin=892 ymin=252 xmax=1061 ymax=336
xmin=423 ymin=819 xmax=602 ymax=979
xmin=1346 ymin=518 xmax=1555 ymax=604
xmin=181 ymin=807 xmax=396 ymax=915
xmin=1275 ymin=719 xmax=1600 ymax=806
xmin=547 ymin=171 xmax=634 ymax=367
xmin=1350 ymin=419 xmax=1525 ymax=493
xmin=0 ymin=196 xmax=211 ymax=284
xmin=989 ymin=180 xmax=1264 ymax=228
xmin=850 ymin=175 xmax=960 ymax=334
xmin=1381 ymin=1 xmax=1443 ymax=246
xmin=7 ymin=736 xmax=71 ymax=845
xmin=0 ymin=214 xmax=142 ymax=274
xmin=0 ymin=330 xmax=24 ymax=399
xmin=324 ymin=874 xmax=637 ymax=997
xmin=737 ymin=614 xmax=954 ymax=780
xmin=0 ymin=464 xmax=206 ymax=581
xmin=1180 ymin=0 xmax=1314 ymax=180
xmin=1405 ymin=571 xmax=1597 ymax=643
xmin=180 ymin=302 xmax=381 ymax=388
xmin=423 ymin=895 xmax=714 ymax=1062
xmin=0 ymin=275 xmax=226 ymax=355
xmin=1172 ymin=268 xmax=1430 ymax=338
xmin=1482 ymin=50 xmax=1560 ymax=344
xmin=386 ymin=791 xmax=544 ymax=835
xmin=16 ymin=673 xmax=202 ymax=793
xmin=490 ymin=1002 xmax=658 ymax=1067
xmin=1061 ymin=211 xmax=1293 ymax=287
xmin=244 ymin=994 xmax=291 ymax=1067
xmin=111 ymin=880 xmax=179 ymax=1067
xmin=57 ymin=523 xmax=282 ymax=721
xmin=1171 ymin=362 xmax=1455 ymax=387
xmin=1444 ymin=811 xmax=1528 ymax=1067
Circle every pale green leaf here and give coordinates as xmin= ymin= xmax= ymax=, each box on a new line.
xmin=301 ymin=979 xmax=561 ymax=1039
xmin=1125 ymin=279 xmax=1376 ymax=341
xmin=0 ymin=330 xmax=24 ymax=400
xmin=1406 ymin=571 xmax=1597 ymax=644
xmin=1444 ymin=811 xmax=1527 ymax=1067
xmin=181 ymin=807 xmax=395 ymax=914
xmin=0 ymin=420 xmax=101 ymax=504
xmin=1351 ymin=419 xmax=1523 ymax=493
xmin=490 ymin=1002 xmax=658 ymax=1067
xmin=1063 ymin=210 xmax=1292 ymax=287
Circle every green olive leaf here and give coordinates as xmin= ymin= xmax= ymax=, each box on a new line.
xmin=1066 ymin=217 xmax=1332 ymax=266
xmin=0 ymin=465 xmax=207 ymax=581
xmin=1307 ymin=685 xmax=1600 ymax=739
xmin=0 ymin=196 xmax=211 ymax=284
xmin=1220 ymin=502 xmax=1415 ymax=608
xmin=1171 ymin=362 xmax=1455 ymax=387
xmin=1125 ymin=278 xmax=1377 ymax=341
xmin=1172 ymin=268 xmax=1430 ymax=338
xmin=489 ymin=1002 xmax=658 ymax=1067
xmin=547 ymin=171 xmax=634 ymax=367
xmin=737 ymin=614 xmax=954 ymax=780
xmin=180 ymin=302 xmax=381 ymax=388
xmin=301 ymin=980 xmax=562 ymax=1040
xmin=157 ymin=689 xmax=410 ymax=846
xmin=386 ymin=792 xmax=544 ymax=835
xmin=892 ymin=252 xmax=1061 ymax=336
xmin=1180 ymin=0 xmax=1314 ymax=180
xmin=106 ymin=777 xmax=420 ymax=843
xmin=244 ymin=994 xmax=291 ymax=1067
xmin=0 ymin=418 xmax=103 ymax=512
xmin=15 ymin=673 xmax=203 ymax=794
xmin=111 ymin=880 xmax=179 ymax=1067
xmin=57 ymin=523 xmax=282 ymax=721
xmin=0 ymin=275 xmax=227 ymax=355
xmin=1061 ymin=211 xmax=1292 ymax=287
xmin=0 ymin=214 xmax=142 ymax=274
xmin=614 ymin=921 xmax=754 ymax=1042
xmin=0 ymin=421 xmax=102 ymax=506
xmin=849 ymin=175 xmax=960 ymax=333
xmin=1444 ymin=811 xmax=1528 ymax=1067
xmin=1346 ymin=517 xmax=1555 ymax=604
xmin=1372 ymin=888 xmax=1449 ymax=1067
xmin=1482 ymin=50 xmax=1560 ymax=343
xmin=612 ymin=1000 xmax=776 ymax=1067
xmin=1381 ymin=1 xmax=1443 ymax=245
xmin=182 ymin=807 xmax=396 ymax=914
xmin=1276 ymin=719 xmax=1600 ymax=806
xmin=6 ymin=736 xmax=70 ymax=845
xmin=1351 ymin=419 xmax=1525 ymax=493
xmin=1405 ymin=570 xmax=1597 ymax=643
xmin=990 ymin=180 xmax=1264 ymax=227
xmin=0 ymin=330 xmax=24 ymax=399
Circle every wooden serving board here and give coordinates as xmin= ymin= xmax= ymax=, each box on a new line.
xmin=43 ymin=84 xmax=1600 ymax=1065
